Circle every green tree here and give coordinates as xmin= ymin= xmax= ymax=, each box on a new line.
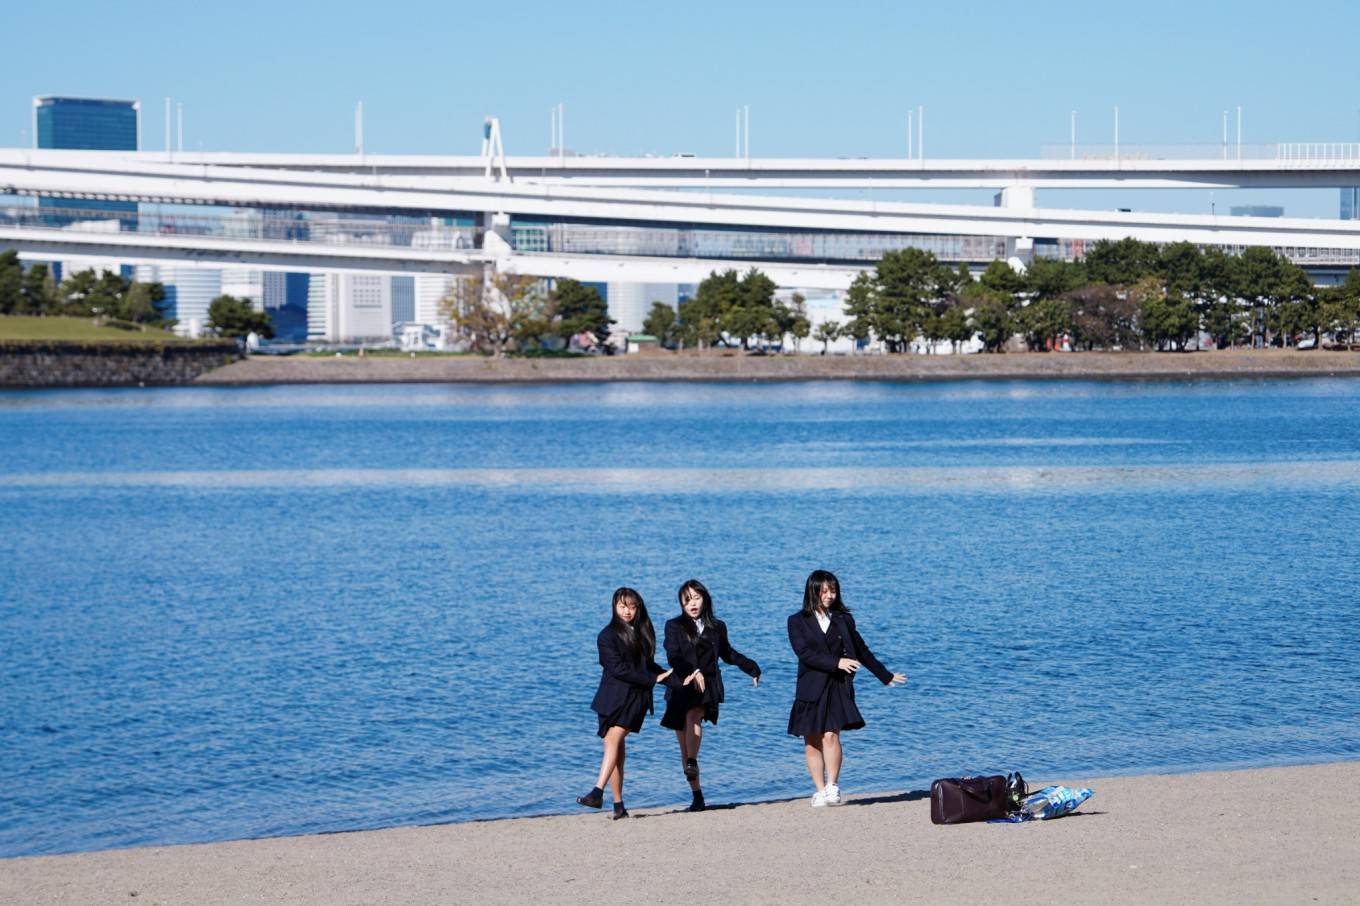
xmin=813 ymin=319 xmax=841 ymax=354
xmin=939 ymin=304 xmax=971 ymax=353
xmin=1083 ymin=238 xmax=1160 ymax=285
xmin=1069 ymin=284 xmax=1139 ymax=351
xmin=1320 ymin=269 xmax=1360 ymax=345
xmin=642 ymin=302 xmax=678 ymax=348
xmin=440 ymin=272 xmax=550 ymax=357
xmin=59 ymin=269 xmax=128 ymax=318
xmin=870 ymin=247 xmax=952 ymax=352
xmin=1140 ymin=292 xmax=1198 ymax=351
xmin=786 ymin=292 xmax=811 ymax=352
xmin=0 ymin=250 xmax=22 ymax=315
xmin=979 ymin=259 xmax=1025 ymax=298
xmin=207 ymin=294 xmax=274 ymax=340
xmin=19 ymin=263 xmax=57 ymax=315
xmin=962 ymin=282 xmax=1014 ymax=353
xmin=116 ymin=281 xmax=168 ymax=324
xmin=1018 ymin=297 xmax=1073 ymax=351
xmin=687 ymin=270 xmax=740 ymax=348
xmin=551 ymin=278 xmax=612 ymax=342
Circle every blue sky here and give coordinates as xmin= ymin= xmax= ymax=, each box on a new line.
xmin=4 ymin=0 xmax=1358 ymax=214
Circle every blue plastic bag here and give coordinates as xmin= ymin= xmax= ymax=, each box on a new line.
xmin=1019 ymin=785 xmax=1094 ymax=819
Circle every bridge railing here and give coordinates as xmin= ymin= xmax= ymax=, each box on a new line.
xmin=511 ymin=222 xmax=1008 ymax=264
xmin=1041 ymin=143 xmax=1360 ymax=162
xmin=0 ymin=205 xmax=480 ymax=250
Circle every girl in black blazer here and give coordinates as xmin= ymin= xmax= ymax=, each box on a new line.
xmin=577 ymin=587 xmax=673 ymax=819
xmin=787 ymin=570 xmax=905 ymax=808
xmin=660 ymin=579 xmax=761 ymax=812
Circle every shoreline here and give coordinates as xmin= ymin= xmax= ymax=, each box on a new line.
xmin=4 ymin=760 xmax=1357 ymax=904
xmin=190 ymin=348 xmax=1360 ymax=386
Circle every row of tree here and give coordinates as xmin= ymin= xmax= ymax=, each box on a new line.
xmin=842 ymin=239 xmax=1360 ymax=353
xmin=0 ymin=252 xmax=170 ymax=325
xmin=1 ymin=252 xmax=275 ymax=340
xmin=438 ymin=273 xmax=612 ymax=356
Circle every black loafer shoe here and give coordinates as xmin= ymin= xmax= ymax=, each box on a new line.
xmin=576 ymin=790 xmax=603 ymax=809
xmin=683 ymin=758 xmax=699 ymax=780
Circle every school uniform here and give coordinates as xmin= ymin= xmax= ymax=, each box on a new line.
xmin=590 ymin=626 xmax=670 ymax=737
xmin=786 ymin=609 xmax=893 ymax=737
xmin=659 ymin=616 xmax=761 ymax=730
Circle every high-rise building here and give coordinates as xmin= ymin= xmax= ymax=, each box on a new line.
xmin=414 ymin=274 xmax=456 ymax=326
xmin=137 ymin=264 xmax=222 ymax=337
xmin=307 ymin=273 xmax=394 ymax=342
xmin=1342 ymin=188 xmax=1360 ymax=220
xmin=34 ymin=97 xmax=138 ymax=222
xmin=606 ymin=282 xmax=677 ymax=334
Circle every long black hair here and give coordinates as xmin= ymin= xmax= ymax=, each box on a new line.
xmin=802 ymin=569 xmax=852 ymax=616
xmin=610 ymin=586 xmax=657 ymax=661
xmin=677 ymin=579 xmax=717 ymax=639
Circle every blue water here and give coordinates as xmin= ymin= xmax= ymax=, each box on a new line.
xmin=2 ymin=379 xmax=1359 ymax=858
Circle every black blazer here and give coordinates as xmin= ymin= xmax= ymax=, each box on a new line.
xmin=787 ymin=610 xmax=893 ymax=702
xmin=662 ymin=617 xmax=760 ymax=704
xmin=590 ymin=626 xmax=670 ymax=716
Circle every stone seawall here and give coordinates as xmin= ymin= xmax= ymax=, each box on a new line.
xmin=0 ymin=341 xmax=241 ymax=388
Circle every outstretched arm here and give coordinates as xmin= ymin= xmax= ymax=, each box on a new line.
xmin=846 ymin=617 xmax=903 ymax=686
xmin=719 ymin=626 xmax=761 ymax=678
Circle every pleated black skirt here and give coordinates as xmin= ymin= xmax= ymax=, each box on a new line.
xmin=595 ymin=691 xmax=651 ymax=737
xmin=787 ymin=678 xmax=864 ymax=737
xmin=659 ymin=683 xmax=721 ymax=730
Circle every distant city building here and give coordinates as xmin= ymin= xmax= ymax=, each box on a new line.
xmin=414 ymin=274 xmax=456 ymax=326
xmin=34 ymin=97 xmax=138 ymax=225
xmin=1229 ymin=205 xmax=1284 ymax=217
xmin=136 ymin=265 xmax=222 ymax=337
xmin=391 ymin=276 xmax=415 ymax=326
xmin=307 ymin=272 xmax=394 ymax=342
xmin=605 ymin=282 xmax=678 ymax=334
xmin=1342 ymin=188 xmax=1360 ymax=220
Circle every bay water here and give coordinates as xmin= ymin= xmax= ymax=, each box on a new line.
xmin=2 ymin=378 xmax=1358 ymax=857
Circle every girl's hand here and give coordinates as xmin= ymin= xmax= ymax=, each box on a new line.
xmin=691 ymin=670 xmax=707 ymax=693
xmin=657 ymin=668 xmax=673 ymax=684
xmin=888 ymin=672 xmax=908 ymax=686
xmin=837 ymin=658 xmax=861 ymax=674
xmin=752 ymin=675 xmax=760 ymax=688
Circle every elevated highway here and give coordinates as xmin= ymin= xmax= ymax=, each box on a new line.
xmin=6 ymin=151 xmax=1360 ymax=254
xmin=11 ymin=147 xmax=1360 ymax=190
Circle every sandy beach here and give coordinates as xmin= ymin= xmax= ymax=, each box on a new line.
xmin=3 ymin=761 xmax=1355 ymax=905
xmin=195 ymin=348 xmax=1360 ymax=385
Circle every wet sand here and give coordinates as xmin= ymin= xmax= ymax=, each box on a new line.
xmin=196 ymin=348 xmax=1360 ymax=385
xmin=3 ymin=761 xmax=1356 ymax=905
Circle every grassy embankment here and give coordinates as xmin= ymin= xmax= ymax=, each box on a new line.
xmin=0 ymin=315 xmax=200 ymax=343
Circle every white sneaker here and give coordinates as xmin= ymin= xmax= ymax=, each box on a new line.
xmin=810 ymin=789 xmax=829 ymax=808
xmin=824 ymin=783 xmax=842 ymax=805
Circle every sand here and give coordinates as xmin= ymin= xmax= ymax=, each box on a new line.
xmin=195 ymin=348 xmax=1360 ymax=385
xmin=3 ymin=761 xmax=1356 ymax=905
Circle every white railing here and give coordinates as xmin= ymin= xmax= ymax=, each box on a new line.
xmin=1276 ymin=143 xmax=1360 ymax=162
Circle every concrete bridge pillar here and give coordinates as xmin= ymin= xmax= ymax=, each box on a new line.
xmin=994 ymin=185 xmax=1035 ymax=270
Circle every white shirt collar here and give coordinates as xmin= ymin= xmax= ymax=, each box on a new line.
xmin=815 ymin=610 xmax=831 ymax=632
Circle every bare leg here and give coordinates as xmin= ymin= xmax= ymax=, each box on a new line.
xmin=594 ymin=726 xmax=628 ymax=792
xmin=683 ymin=707 xmax=704 ymax=791
xmin=608 ymin=736 xmax=626 ymax=803
xmin=803 ymin=733 xmax=826 ymax=792
xmin=823 ymin=731 xmax=843 ymax=786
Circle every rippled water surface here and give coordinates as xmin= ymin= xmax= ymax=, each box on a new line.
xmin=2 ymin=379 xmax=1359 ymax=857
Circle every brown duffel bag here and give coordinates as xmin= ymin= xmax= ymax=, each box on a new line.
xmin=930 ymin=775 xmax=1010 ymax=825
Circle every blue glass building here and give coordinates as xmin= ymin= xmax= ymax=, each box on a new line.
xmin=35 ymin=96 xmax=139 ymax=223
